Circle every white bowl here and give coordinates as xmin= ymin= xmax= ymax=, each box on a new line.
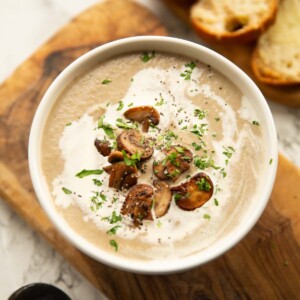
xmin=29 ymin=36 xmax=278 ymax=274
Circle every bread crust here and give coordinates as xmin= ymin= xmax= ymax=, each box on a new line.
xmin=191 ymin=0 xmax=278 ymax=43
xmin=252 ymin=48 xmax=300 ymax=86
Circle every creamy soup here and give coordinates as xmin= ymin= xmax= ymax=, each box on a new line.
xmin=42 ymin=51 xmax=266 ymax=260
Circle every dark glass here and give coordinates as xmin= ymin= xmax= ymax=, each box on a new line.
xmin=8 ymin=283 xmax=71 ymax=300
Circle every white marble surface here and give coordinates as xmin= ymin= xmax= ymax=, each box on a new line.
xmin=0 ymin=0 xmax=299 ymax=299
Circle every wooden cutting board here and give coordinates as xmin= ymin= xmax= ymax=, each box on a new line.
xmin=0 ymin=0 xmax=300 ymax=299
xmin=162 ymin=0 xmax=300 ymax=107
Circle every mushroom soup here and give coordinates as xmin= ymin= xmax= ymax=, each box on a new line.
xmin=42 ymin=51 xmax=267 ymax=260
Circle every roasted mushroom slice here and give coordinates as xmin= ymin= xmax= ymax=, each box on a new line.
xmin=108 ymin=151 xmax=124 ymax=163
xmin=121 ymin=184 xmax=154 ymax=226
xmin=153 ymin=180 xmax=172 ymax=218
xmin=109 ymin=162 xmax=138 ymax=190
xmin=103 ymin=165 xmax=113 ymax=174
xmin=124 ymin=106 xmax=160 ymax=132
xmin=153 ymin=146 xmax=193 ymax=182
xmin=117 ymin=129 xmax=153 ymax=160
xmin=171 ymin=173 xmax=214 ymax=211
xmin=94 ymin=139 xmax=111 ymax=156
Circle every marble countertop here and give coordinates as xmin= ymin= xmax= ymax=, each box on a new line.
xmin=0 ymin=0 xmax=299 ymax=299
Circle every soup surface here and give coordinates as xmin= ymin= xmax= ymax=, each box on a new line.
xmin=42 ymin=51 xmax=266 ymax=260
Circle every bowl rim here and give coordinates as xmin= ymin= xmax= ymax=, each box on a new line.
xmin=28 ymin=36 xmax=278 ymax=274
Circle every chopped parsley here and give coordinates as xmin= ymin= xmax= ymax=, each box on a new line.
xmin=62 ymin=187 xmax=72 ymax=194
xmin=107 ymin=225 xmax=121 ymax=235
xmin=222 ymin=146 xmax=235 ymax=159
xmin=180 ymin=61 xmax=196 ymax=80
xmin=102 ymin=79 xmax=111 ymax=85
xmin=140 ymin=51 xmax=155 ymax=63
xmin=155 ymin=94 xmax=165 ymax=106
xmin=116 ymin=118 xmax=137 ymax=130
xmin=65 ymin=122 xmax=72 ymax=126
xmin=117 ymin=101 xmax=124 ymax=111
xmin=92 ymin=179 xmax=103 ymax=186
xmin=196 ymin=177 xmax=212 ymax=192
xmin=97 ymin=116 xmax=115 ymax=139
xmin=203 ymin=214 xmax=211 ymax=220
xmin=252 ymin=120 xmax=260 ymax=126
xmin=109 ymin=239 xmax=118 ymax=251
xmin=194 ymin=156 xmax=219 ymax=170
xmin=174 ymin=194 xmax=182 ymax=202
xmin=190 ymin=124 xmax=208 ymax=138
xmin=214 ymin=198 xmax=219 ymax=206
xmin=194 ymin=109 xmax=206 ymax=120
xmin=269 ymin=158 xmax=273 ymax=165
xmin=122 ymin=150 xmax=141 ymax=167
xmin=128 ymin=102 xmax=134 ymax=107
xmin=214 ymin=117 xmax=220 ymax=122
xmin=192 ymin=142 xmax=202 ymax=151
xmin=90 ymin=192 xmax=106 ymax=211
xmin=76 ymin=169 xmax=103 ymax=178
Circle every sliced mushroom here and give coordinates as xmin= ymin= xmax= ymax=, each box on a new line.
xmin=124 ymin=106 xmax=160 ymax=132
xmin=109 ymin=162 xmax=138 ymax=190
xmin=103 ymin=165 xmax=113 ymax=174
xmin=117 ymin=129 xmax=153 ymax=160
xmin=171 ymin=173 xmax=214 ymax=211
xmin=153 ymin=145 xmax=193 ymax=182
xmin=94 ymin=139 xmax=111 ymax=156
xmin=121 ymin=184 xmax=154 ymax=227
xmin=153 ymin=180 xmax=172 ymax=218
xmin=108 ymin=151 xmax=124 ymax=163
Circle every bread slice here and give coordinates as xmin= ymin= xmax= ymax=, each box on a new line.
xmin=252 ymin=0 xmax=300 ymax=85
xmin=190 ymin=0 xmax=278 ymax=42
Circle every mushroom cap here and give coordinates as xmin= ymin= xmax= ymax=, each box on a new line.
xmin=153 ymin=180 xmax=172 ymax=218
xmin=171 ymin=172 xmax=214 ymax=211
xmin=108 ymin=162 xmax=138 ymax=190
xmin=108 ymin=151 xmax=124 ymax=163
xmin=124 ymin=106 xmax=160 ymax=132
xmin=94 ymin=139 xmax=111 ymax=157
xmin=117 ymin=129 xmax=154 ymax=160
xmin=153 ymin=145 xmax=193 ymax=182
xmin=121 ymin=184 xmax=154 ymax=226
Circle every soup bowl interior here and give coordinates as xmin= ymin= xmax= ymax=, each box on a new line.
xmin=29 ymin=36 xmax=278 ymax=274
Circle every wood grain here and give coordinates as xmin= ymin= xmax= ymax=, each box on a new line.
xmin=1 ymin=0 xmax=300 ymax=299
xmin=161 ymin=0 xmax=300 ymax=107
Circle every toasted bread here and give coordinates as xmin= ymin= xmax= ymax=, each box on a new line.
xmin=190 ymin=0 xmax=278 ymax=42
xmin=252 ymin=0 xmax=300 ymax=85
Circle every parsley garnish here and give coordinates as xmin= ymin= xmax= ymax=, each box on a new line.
xmin=194 ymin=156 xmax=219 ymax=170
xmin=190 ymin=124 xmax=208 ymax=138
xmin=107 ymin=225 xmax=121 ymax=235
xmin=117 ymin=101 xmax=124 ymax=111
xmin=174 ymin=194 xmax=182 ymax=202
xmin=109 ymin=239 xmax=118 ymax=251
xmin=128 ymin=102 xmax=134 ymax=107
xmin=203 ymin=214 xmax=211 ymax=220
xmin=116 ymin=118 xmax=137 ymax=130
xmin=62 ymin=187 xmax=72 ymax=194
xmin=122 ymin=150 xmax=141 ymax=167
xmin=252 ymin=120 xmax=260 ymax=126
xmin=194 ymin=109 xmax=206 ymax=120
xmin=214 ymin=198 xmax=219 ymax=206
xmin=97 ymin=116 xmax=115 ymax=139
xmin=180 ymin=61 xmax=196 ymax=80
xmin=140 ymin=51 xmax=155 ymax=63
xmin=93 ymin=179 xmax=103 ymax=186
xmin=76 ymin=169 xmax=103 ymax=178
xmin=65 ymin=122 xmax=72 ymax=126
xmin=90 ymin=192 xmax=106 ymax=210
xmin=102 ymin=79 xmax=111 ymax=85
xmin=269 ymin=158 xmax=273 ymax=165
xmin=222 ymin=146 xmax=235 ymax=159
xmin=155 ymin=94 xmax=165 ymax=106
xmin=196 ymin=177 xmax=212 ymax=192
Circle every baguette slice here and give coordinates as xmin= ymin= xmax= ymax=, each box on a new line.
xmin=191 ymin=0 xmax=278 ymax=42
xmin=252 ymin=0 xmax=300 ymax=85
